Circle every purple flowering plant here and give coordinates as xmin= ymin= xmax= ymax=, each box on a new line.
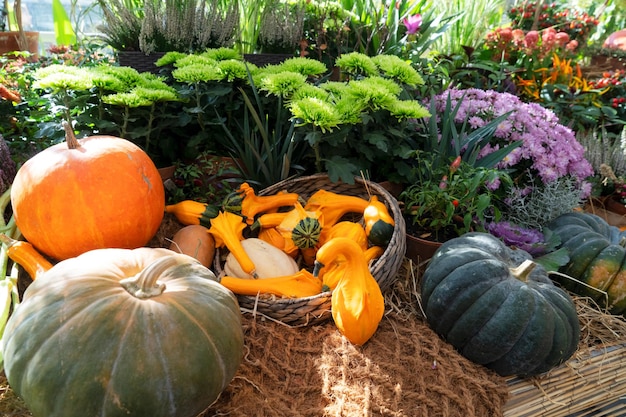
xmin=427 ymin=88 xmax=594 ymax=197
xmin=426 ymin=88 xmax=594 ymax=253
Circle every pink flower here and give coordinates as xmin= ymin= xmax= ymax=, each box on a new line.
xmin=403 ymin=14 xmax=423 ymax=35
xmin=565 ymin=40 xmax=579 ymax=51
xmin=499 ymin=28 xmax=513 ymax=42
xmin=525 ymin=31 xmax=539 ymax=47
xmin=555 ymin=31 xmax=570 ymax=47
xmin=512 ymin=29 xmax=525 ymax=40
xmin=542 ymin=27 xmax=557 ymax=48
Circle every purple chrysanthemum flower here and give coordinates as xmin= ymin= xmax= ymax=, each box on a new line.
xmin=426 ymin=88 xmax=594 ymax=198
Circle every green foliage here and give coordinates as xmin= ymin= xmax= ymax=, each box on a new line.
xmin=403 ymin=90 xmax=521 ymax=186
xmin=423 ymin=0 xmax=507 ymax=56
xmin=290 ymin=52 xmax=430 ymax=184
xmin=217 ymin=79 xmax=308 ymax=190
xmin=168 ymin=152 xmax=239 ymax=204
xmin=400 ymin=157 xmax=510 ymax=240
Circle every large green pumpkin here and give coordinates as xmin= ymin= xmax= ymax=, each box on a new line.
xmin=547 ymin=211 xmax=626 ymax=315
xmin=421 ymin=233 xmax=580 ymax=377
xmin=1 ymin=248 xmax=244 ymax=417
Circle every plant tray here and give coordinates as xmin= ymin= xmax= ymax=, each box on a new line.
xmin=503 ymin=343 xmax=626 ymax=417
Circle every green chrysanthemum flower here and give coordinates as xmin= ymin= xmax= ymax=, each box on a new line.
xmin=33 ymin=65 xmax=93 ymax=92
xmin=133 ymin=86 xmax=179 ymax=103
xmin=172 ymin=63 xmax=223 ymax=83
xmin=258 ymin=71 xmax=307 ymax=97
xmin=320 ymin=81 xmax=350 ymax=100
xmin=175 ymin=54 xmax=218 ymax=68
xmin=290 ymin=97 xmax=343 ymax=132
xmin=155 ymin=52 xmax=187 ymax=67
xmin=88 ymin=68 xmax=129 ymax=93
xmin=335 ymin=52 xmax=379 ymax=77
xmin=372 ymin=55 xmax=424 ymax=87
xmin=386 ymin=99 xmax=430 ymax=121
xmin=217 ymin=59 xmax=250 ymax=82
xmin=135 ymin=73 xmax=174 ymax=90
xmin=102 ymin=92 xmax=153 ymax=107
xmin=94 ymin=65 xmax=142 ymax=86
xmin=334 ymin=98 xmax=365 ymax=124
xmin=292 ymin=84 xmax=330 ymax=101
xmin=343 ymin=78 xmax=397 ymax=111
xmin=202 ymin=47 xmax=242 ymax=61
xmin=278 ymin=57 xmax=328 ymax=77
xmin=357 ymin=76 xmax=402 ymax=97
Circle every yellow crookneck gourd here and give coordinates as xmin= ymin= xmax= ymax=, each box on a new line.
xmin=321 ymin=221 xmax=368 ymax=251
xmin=304 ymin=190 xmax=369 ymax=228
xmin=313 ymin=237 xmax=385 ymax=346
xmin=363 ymin=195 xmax=395 ymax=246
xmin=225 ymin=183 xmax=300 ymax=225
xmin=220 ymin=269 xmax=323 ymax=298
xmin=207 ymin=211 xmax=258 ymax=278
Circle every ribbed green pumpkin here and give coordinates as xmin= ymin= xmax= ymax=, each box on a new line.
xmin=291 ymin=217 xmax=322 ymax=249
xmin=547 ymin=211 xmax=626 ymax=315
xmin=1 ymin=248 xmax=244 ymax=417
xmin=421 ymin=232 xmax=580 ymax=377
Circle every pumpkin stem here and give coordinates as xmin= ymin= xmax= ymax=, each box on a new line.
xmin=62 ymin=121 xmax=81 ymax=150
xmin=119 ymin=256 xmax=177 ymax=299
xmin=509 ymin=259 xmax=536 ymax=283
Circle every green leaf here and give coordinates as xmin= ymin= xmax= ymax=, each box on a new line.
xmin=535 ymin=248 xmax=570 ymax=272
xmin=324 ymin=156 xmax=360 ymax=184
xmin=53 ymin=0 xmax=76 ymax=46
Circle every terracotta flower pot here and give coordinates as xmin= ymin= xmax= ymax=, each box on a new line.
xmin=405 ymin=233 xmax=442 ymax=262
xmin=0 ymin=31 xmax=39 ymax=57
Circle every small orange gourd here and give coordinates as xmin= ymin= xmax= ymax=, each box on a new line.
xmin=168 ymin=225 xmax=216 ymax=268
xmin=256 ymin=227 xmax=299 ymax=258
xmin=10 ymin=122 xmax=165 ymax=260
xmin=226 ymin=183 xmax=300 ymax=225
xmin=165 ymin=200 xmax=220 ymax=227
xmin=0 ymin=234 xmax=53 ymax=280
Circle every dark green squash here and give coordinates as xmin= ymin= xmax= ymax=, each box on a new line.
xmin=2 ymin=248 xmax=244 ymax=417
xmin=547 ymin=211 xmax=626 ymax=315
xmin=421 ymin=232 xmax=580 ymax=377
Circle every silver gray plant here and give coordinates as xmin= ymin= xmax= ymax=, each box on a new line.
xmin=503 ymin=175 xmax=584 ymax=231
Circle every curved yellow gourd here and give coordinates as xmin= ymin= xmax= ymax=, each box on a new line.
xmin=313 ymin=237 xmax=385 ymax=345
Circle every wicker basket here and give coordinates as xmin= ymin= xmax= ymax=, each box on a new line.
xmin=216 ymin=174 xmax=406 ymax=326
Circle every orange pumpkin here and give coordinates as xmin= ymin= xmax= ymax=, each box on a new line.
xmin=10 ymin=122 xmax=165 ymax=260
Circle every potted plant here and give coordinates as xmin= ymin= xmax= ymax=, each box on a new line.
xmin=414 ymin=87 xmax=594 ymax=258
xmin=0 ymin=0 xmax=39 ymax=57
xmin=96 ymin=0 xmax=239 ymax=72
xmin=287 ymin=52 xmax=431 ymax=184
xmin=400 ymin=155 xmax=509 ymax=259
